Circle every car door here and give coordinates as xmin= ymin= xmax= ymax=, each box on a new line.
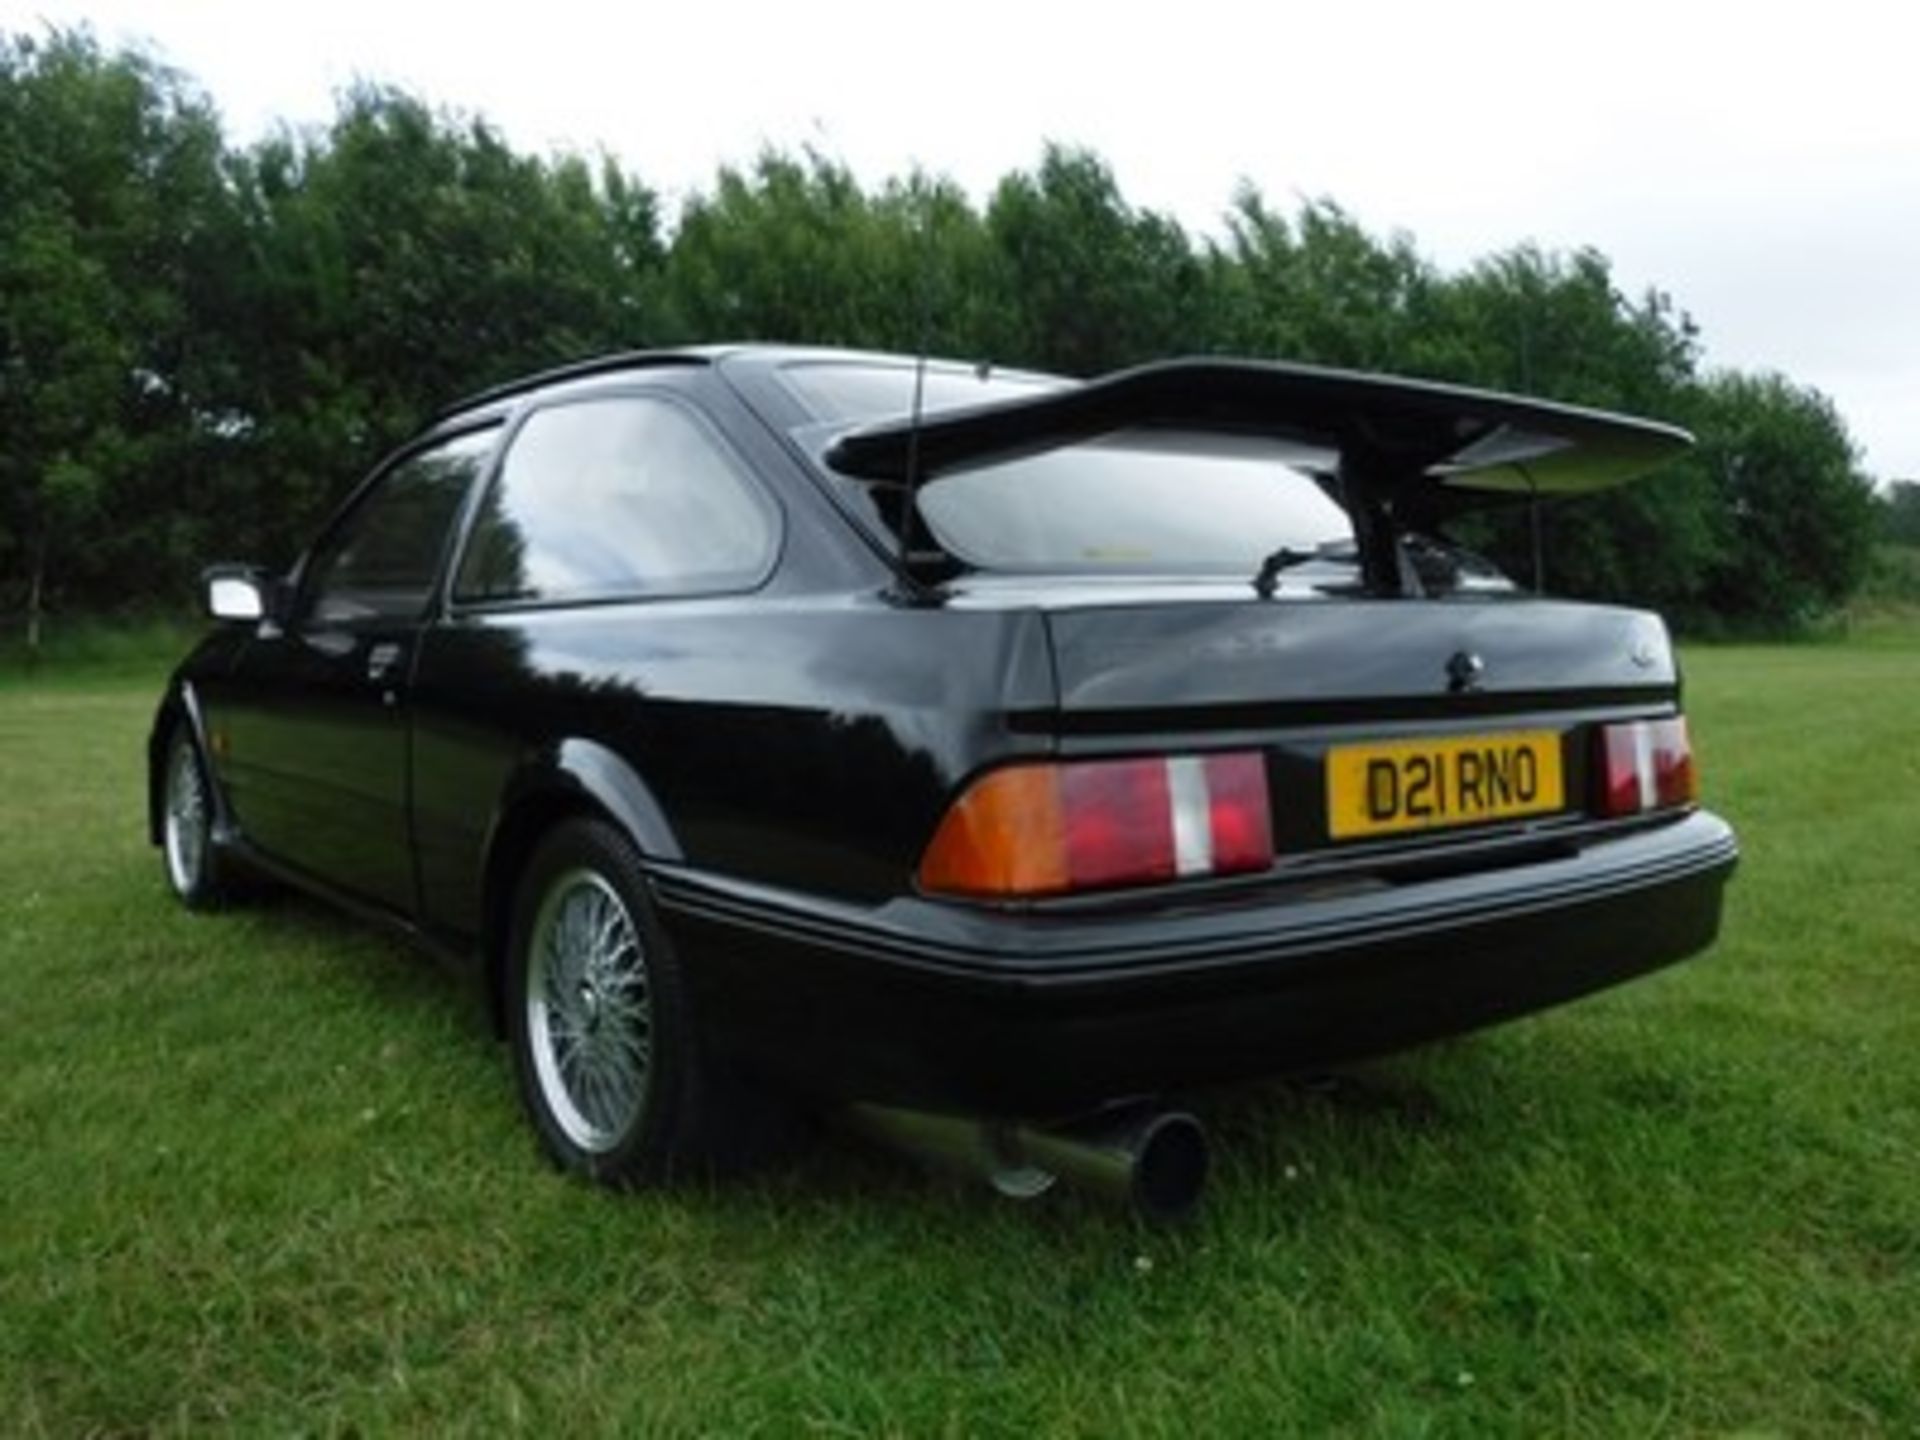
xmin=219 ymin=426 xmax=499 ymax=912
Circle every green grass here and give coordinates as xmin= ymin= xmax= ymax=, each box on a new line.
xmin=0 ymin=612 xmax=201 ymax=685
xmin=4 ymin=634 xmax=1917 ymax=1435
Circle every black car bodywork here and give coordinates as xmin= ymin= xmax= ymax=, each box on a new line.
xmin=150 ymin=345 xmax=1738 ymax=1209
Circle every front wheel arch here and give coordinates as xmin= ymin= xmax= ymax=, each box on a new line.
xmin=148 ymin=688 xmax=198 ymax=846
xmin=157 ymin=718 xmax=233 ymax=908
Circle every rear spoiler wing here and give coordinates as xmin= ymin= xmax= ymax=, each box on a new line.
xmin=826 ymin=358 xmax=1692 ymax=596
xmin=826 ymin=357 xmax=1691 ymax=504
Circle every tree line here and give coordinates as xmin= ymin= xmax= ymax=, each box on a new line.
xmin=0 ymin=29 xmax=1887 ymax=639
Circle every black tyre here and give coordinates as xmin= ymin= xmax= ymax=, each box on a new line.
xmin=506 ymin=817 xmax=783 ymax=1187
xmin=160 ymin=725 xmax=233 ymax=909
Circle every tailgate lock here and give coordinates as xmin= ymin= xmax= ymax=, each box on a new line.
xmin=1445 ymin=650 xmax=1486 ymax=693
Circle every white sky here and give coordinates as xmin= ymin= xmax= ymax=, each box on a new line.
xmin=17 ymin=0 xmax=1920 ymax=480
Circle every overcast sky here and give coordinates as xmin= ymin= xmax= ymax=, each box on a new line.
xmin=18 ymin=0 xmax=1919 ymax=480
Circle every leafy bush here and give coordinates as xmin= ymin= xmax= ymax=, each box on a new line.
xmin=0 ymin=29 xmax=1883 ymax=640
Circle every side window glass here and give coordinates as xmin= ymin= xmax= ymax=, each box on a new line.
xmin=304 ymin=428 xmax=498 ymax=625
xmin=455 ymin=395 xmax=776 ymax=605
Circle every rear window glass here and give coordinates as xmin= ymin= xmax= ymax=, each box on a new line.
xmin=916 ymin=429 xmax=1353 ymax=573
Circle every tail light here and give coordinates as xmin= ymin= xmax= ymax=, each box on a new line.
xmin=919 ymin=752 xmax=1274 ymax=898
xmin=1595 ymin=717 xmax=1698 ymax=817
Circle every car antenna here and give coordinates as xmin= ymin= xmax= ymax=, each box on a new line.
xmin=899 ymin=352 xmax=928 ymax=585
xmin=892 ymin=174 xmax=936 ymax=604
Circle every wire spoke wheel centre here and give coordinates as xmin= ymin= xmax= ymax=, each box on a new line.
xmin=526 ymin=867 xmax=653 ymax=1152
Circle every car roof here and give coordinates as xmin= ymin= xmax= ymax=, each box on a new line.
xmin=433 ymin=347 xmax=729 ymax=421
xmin=433 ymin=344 xmax=1064 ymax=425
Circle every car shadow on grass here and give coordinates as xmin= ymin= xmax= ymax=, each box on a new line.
xmin=231 ymin=884 xmax=498 ymax=1044
xmin=714 ymin=1051 xmax=1512 ymax=1238
xmin=215 ymin=884 xmax=1617 ymax=1234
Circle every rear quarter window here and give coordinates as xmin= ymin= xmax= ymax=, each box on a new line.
xmin=455 ymin=394 xmax=777 ymax=605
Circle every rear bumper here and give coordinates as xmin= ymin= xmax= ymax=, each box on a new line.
xmin=653 ymin=810 xmax=1738 ymax=1117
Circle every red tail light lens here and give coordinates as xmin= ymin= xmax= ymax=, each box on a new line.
xmin=1059 ymin=759 xmax=1176 ymax=888
xmin=1596 ymin=717 xmax=1698 ymax=817
xmin=919 ymin=752 xmax=1275 ymax=898
xmin=1201 ymin=752 xmax=1274 ymax=872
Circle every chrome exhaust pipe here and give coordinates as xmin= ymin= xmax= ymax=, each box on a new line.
xmin=847 ymin=1103 xmax=1209 ymax=1222
xmin=1019 ymin=1109 xmax=1210 ymax=1223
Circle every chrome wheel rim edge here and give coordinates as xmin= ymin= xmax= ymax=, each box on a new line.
xmin=163 ymin=740 xmax=208 ymax=897
xmin=525 ymin=866 xmax=654 ymax=1154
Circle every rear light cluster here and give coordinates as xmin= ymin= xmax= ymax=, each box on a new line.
xmin=919 ymin=753 xmax=1274 ymax=898
xmin=1595 ymin=717 xmax=1698 ymax=817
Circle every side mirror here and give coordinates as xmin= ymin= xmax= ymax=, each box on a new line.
xmin=202 ymin=564 xmax=276 ymax=623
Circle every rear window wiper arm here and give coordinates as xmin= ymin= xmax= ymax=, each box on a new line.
xmin=1252 ymin=539 xmax=1356 ymax=599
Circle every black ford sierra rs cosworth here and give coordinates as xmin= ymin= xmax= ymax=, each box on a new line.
xmin=149 ymin=346 xmax=1738 ymax=1219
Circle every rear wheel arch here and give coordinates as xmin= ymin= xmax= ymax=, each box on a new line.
xmin=503 ymin=813 xmax=807 ymax=1184
xmin=478 ymin=743 xmax=681 ymax=1037
xmin=482 ymin=789 xmax=604 ymax=1035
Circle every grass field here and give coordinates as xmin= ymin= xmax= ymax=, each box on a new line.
xmin=3 ymin=633 xmax=1917 ymax=1435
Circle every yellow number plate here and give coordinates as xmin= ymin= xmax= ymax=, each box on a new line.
xmin=1326 ymin=730 xmax=1564 ymax=840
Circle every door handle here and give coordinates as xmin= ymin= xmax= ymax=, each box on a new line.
xmin=366 ymin=642 xmax=404 ymax=683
